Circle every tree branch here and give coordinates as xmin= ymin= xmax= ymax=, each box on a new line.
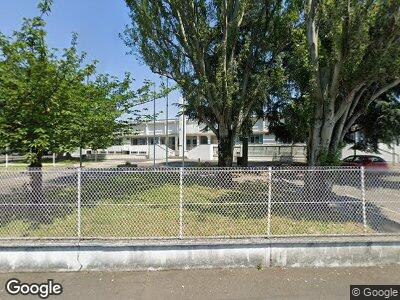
xmin=306 ymin=0 xmax=324 ymax=103
xmin=333 ymin=82 xmax=365 ymax=122
xmin=367 ymin=79 xmax=400 ymax=105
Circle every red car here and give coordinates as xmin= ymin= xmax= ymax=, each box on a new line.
xmin=341 ymin=155 xmax=389 ymax=169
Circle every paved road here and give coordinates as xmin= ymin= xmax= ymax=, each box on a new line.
xmin=0 ymin=266 xmax=399 ymax=300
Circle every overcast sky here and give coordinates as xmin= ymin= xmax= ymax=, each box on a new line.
xmin=0 ymin=0 xmax=181 ymax=118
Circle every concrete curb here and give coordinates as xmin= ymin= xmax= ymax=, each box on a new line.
xmin=0 ymin=238 xmax=399 ymax=272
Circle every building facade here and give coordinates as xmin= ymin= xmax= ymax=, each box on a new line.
xmin=82 ymin=115 xmax=399 ymax=164
xmin=83 ymin=115 xmax=308 ymax=162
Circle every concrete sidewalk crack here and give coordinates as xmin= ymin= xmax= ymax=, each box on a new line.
xmin=76 ymin=242 xmax=83 ymax=271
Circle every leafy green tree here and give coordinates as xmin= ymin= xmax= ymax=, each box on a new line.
xmin=0 ymin=4 xmax=158 ymax=168
xmin=60 ymin=73 xmax=140 ymax=161
xmin=123 ymin=0 xmax=293 ymax=166
xmin=348 ymin=88 xmax=400 ymax=152
xmin=0 ymin=16 xmax=94 ymax=167
xmin=269 ymin=99 xmax=311 ymax=145
xmin=0 ymin=14 xmax=92 ymax=201
xmin=299 ymin=0 xmax=400 ymax=165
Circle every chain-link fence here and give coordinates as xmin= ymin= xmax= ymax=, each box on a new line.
xmin=0 ymin=167 xmax=399 ymax=239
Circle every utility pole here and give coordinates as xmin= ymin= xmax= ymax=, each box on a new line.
xmin=153 ymin=83 xmax=156 ymax=168
xmin=165 ymin=77 xmax=169 ymax=167
xmin=182 ymin=99 xmax=185 ymax=168
xmin=80 ymin=74 xmax=90 ymax=169
xmin=392 ymin=143 xmax=396 ymax=166
xmin=79 ymin=136 xmax=83 ymax=168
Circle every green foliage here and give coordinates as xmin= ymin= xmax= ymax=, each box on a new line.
xmin=0 ymin=16 xmax=89 ymax=164
xmin=0 ymin=9 xmax=160 ymax=166
xmin=37 ymin=0 xmax=54 ymax=15
xmin=374 ymin=98 xmax=400 ymax=146
xmin=269 ymin=98 xmax=312 ymax=144
xmin=272 ymin=0 xmax=400 ymax=165
xmin=123 ymin=0 xmax=298 ymax=165
xmin=352 ymin=88 xmax=400 ymax=152
xmin=58 ymin=72 xmax=137 ymax=152
xmin=317 ymin=148 xmax=343 ymax=166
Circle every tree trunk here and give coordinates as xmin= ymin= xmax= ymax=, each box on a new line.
xmin=217 ymin=125 xmax=235 ymax=167
xmin=216 ymin=127 xmax=235 ymax=188
xmin=307 ymin=115 xmax=344 ymax=166
xmin=240 ymin=136 xmax=249 ymax=167
xmin=28 ymin=151 xmax=43 ymax=204
xmin=307 ymin=125 xmax=329 ymax=166
xmin=27 ymin=151 xmax=46 ymax=223
xmin=305 ymin=107 xmax=337 ymax=197
xmin=307 ymin=104 xmax=324 ymax=165
xmin=330 ymin=114 xmax=347 ymax=153
xmin=217 ymin=136 xmax=234 ymax=167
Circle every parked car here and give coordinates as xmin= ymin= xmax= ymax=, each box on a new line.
xmin=341 ymin=155 xmax=389 ymax=169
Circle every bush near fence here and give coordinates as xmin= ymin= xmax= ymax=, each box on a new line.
xmin=0 ymin=167 xmax=399 ymax=239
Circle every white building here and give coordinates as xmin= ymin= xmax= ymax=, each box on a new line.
xmin=81 ymin=113 xmax=400 ymax=164
xmin=83 ymin=115 xmax=308 ymax=162
xmin=81 ymin=96 xmax=397 ymax=164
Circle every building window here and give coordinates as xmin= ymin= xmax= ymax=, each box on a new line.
xmin=168 ymin=137 xmax=175 ymax=150
xmin=131 ymin=138 xmax=148 ymax=145
xmin=250 ymin=134 xmax=263 ymax=144
xmin=114 ymin=138 xmax=122 ymax=145
xmin=149 ymin=137 xmax=159 ymax=145
xmin=200 ymin=136 xmax=208 ymax=144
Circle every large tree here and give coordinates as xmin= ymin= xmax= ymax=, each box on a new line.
xmin=0 ymin=7 xmax=151 ymax=168
xmin=302 ymin=0 xmax=400 ymax=165
xmin=0 ymin=17 xmax=93 ymax=167
xmin=123 ymin=0 xmax=293 ymax=166
xmin=0 ymin=19 xmax=126 ymax=167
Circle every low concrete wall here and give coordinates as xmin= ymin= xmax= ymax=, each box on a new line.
xmin=0 ymin=237 xmax=399 ymax=272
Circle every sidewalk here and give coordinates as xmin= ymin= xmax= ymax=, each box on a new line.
xmin=0 ymin=266 xmax=399 ymax=299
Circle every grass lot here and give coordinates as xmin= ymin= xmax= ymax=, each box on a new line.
xmin=0 ymin=171 xmax=371 ymax=238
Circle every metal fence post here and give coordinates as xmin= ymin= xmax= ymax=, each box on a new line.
xmin=77 ymin=168 xmax=82 ymax=238
xmin=52 ymin=153 xmax=56 ymax=167
xmin=360 ymin=166 xmax=367 ymax=230
xmin=267 ymin=167 xmax=272 ymax=237
xmin=5 ymin=153 xmax=8 ymax=168
xmin=179 ymin=167 xmax=184 ymax=238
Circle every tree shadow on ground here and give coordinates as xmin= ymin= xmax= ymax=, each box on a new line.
xmin=1 ymin=168 xmax=398 ymax=237
xmin=0 ymin=169 xmax=181 ymax=235
xmin=184 ymin=172 xmax=400 ymax=234
xmin=364 ymin=170 xmax=400 ymax=190
xmin=0 ymin=170 xmax=79 ymax=234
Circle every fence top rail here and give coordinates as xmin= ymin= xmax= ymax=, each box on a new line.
xmin=1 ymin=166 xmax=398 ymax=174
xmin=1 ymin=165 xmax=399 ymax=172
